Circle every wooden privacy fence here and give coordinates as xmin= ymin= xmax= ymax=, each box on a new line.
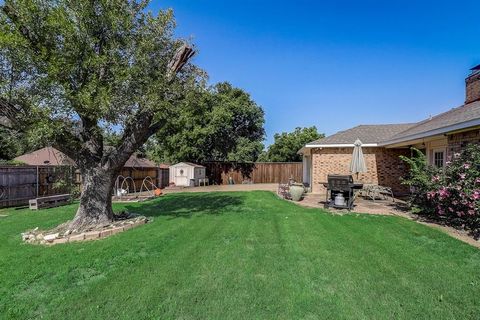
xmin=0 ymin=166 xmax=169 ymax=208
xmin=0 ymin=165 xmax=79 ymax=208
xmin=204 ymin=162 xmax=303 ymax=185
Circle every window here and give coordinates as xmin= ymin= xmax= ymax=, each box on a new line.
xmin=433 ymin=150 xmax=445 ymax=168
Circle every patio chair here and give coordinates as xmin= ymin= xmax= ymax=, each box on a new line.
xmin=363 ymin=185 xmax=395 ymax=202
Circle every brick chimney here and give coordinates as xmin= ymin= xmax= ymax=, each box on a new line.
xmin=466 ymin=65 xmax=480 ymax=104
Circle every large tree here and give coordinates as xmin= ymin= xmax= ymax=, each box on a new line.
xmin=259 ymin=126 xmax=324 ymax=162
xmin=146 ymin=82 xmax=265 ymax=163
xmin=0 ymin=0 xmax=198 ymax=230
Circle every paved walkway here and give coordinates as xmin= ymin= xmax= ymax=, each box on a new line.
xmin=296 ymin=193 xmax=410 ymax=216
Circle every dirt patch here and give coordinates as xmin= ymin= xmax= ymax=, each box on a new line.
xmin=401 ymin=214 xmax=480 ymax=249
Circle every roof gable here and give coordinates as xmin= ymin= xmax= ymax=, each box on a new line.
xmin=307 ymin=124 xmax=416 ymax=146
xmin=14 ymin=147 xmax=75 ymax=166
xmin=170 ymin=162 xmax=205 ymax=168
xmin=15 ymin=147 xmax=159 ymax=168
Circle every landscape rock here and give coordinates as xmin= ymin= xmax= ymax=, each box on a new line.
xmin=44 ymin=233 xmax=59 ymax=242
xmin=21 ymin=215 xmax=149 ymax=245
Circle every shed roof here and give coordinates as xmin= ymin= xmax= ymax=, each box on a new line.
xmin=170 ymin=162 xmax=205 ymax=168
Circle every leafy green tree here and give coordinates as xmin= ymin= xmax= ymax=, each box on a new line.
xmin=147 ymin=82 xmax=265 ymax=163
xmin=0 ymin=127 xmax=23 ymax=160
xmin=259 ymin=127 xmax=324 ymax=162
xmin=0 ymin=127 xmax=44 ymax=161
xmin=0 ymin=0 xmax=197 ymax=230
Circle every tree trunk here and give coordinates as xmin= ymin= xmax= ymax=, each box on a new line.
xmin=68 ymin=167 xmax=117 ymax=231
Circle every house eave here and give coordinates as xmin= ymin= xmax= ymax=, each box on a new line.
xmin=304 ymin=143 xmax=379 ymax=148
xmin=379 ymin=118 xmax=480 ymax=147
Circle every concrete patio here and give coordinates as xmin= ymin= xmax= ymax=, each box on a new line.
xmin=296 ymin=193 xmax=410 ymax=216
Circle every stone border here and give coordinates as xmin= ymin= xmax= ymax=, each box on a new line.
xmin=22 ymin=218 xmax=149 ymax=245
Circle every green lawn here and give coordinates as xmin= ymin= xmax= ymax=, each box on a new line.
xmin=1 ymin=191 xmax=480 ymax=319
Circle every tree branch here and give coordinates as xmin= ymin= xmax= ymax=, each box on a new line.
xmin=0 ymin=97 xmax=28 ymax=130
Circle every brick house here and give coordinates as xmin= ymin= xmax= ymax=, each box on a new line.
xmin=300 ymin=65 xmax=480 ymax=195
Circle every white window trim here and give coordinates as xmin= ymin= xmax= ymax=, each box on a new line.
xmin=431 ymin=147 xmax=446 ymax=168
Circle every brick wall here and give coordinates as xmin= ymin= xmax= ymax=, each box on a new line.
xmin=447 ymin=129 xmax=480 ymax=159
xmin=466 ymin=72 xmax=480 ymax=104
xmin=311 ymin=147 xmax=410 ymax=195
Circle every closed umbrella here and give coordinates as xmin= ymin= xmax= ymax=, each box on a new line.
xmin=350 ymin=139 xmax=367 ymax=177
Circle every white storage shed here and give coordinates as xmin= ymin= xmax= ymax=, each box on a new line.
xmin=169 ymin=162 xmax=206 ymax=187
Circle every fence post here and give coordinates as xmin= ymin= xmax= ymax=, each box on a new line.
xmin=36 ymin=166 xmax=39 ymax=197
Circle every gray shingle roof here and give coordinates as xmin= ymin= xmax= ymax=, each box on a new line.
xmin=15 ymin=147 xmax=159 ymax=168
xmin=384 ymin=101 xmax=480 ymax=144
xmin=307 ymin=124 xmax=416 ymax=145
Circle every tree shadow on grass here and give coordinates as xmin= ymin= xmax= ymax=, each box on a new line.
xmin=124 ymin=193 xmax=245 ymax=219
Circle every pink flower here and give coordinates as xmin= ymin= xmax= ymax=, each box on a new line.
xmin=438 ymin=187 xmax=450 ymax=199
xmin=472 ymin=190 xmax=480 ymax=200
xmin=432 ymin=176 xmax=440 ymax=182
xmin=468 ymin=210 xmax=475 ymax=215
xmin=460 ymin=173 xmax=466 ymax=180
xmin=464 ymin=163 xmax=471 ymax=169
xmin=427 ymin=191 xmax=436 ymax=200
xmin=476 ymin=178 xmax=480 ymax=184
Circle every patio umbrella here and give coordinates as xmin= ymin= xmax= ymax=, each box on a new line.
xmin=350 ymin=139 xmax=367 ymax=177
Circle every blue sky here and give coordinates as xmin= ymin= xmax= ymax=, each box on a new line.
xmin=150 ymin=0 xmax=480 ymax=145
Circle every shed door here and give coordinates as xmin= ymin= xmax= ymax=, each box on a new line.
xmin=175 ymin=167 xmax=188 ymax=186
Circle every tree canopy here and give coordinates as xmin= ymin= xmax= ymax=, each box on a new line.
xmin=146 ymin=82 xmax=265 ymax=164
xmin=0 ymin=0 xmax=200 ymax=229
xmin=259 ymin=126 xmax=324 ymax=162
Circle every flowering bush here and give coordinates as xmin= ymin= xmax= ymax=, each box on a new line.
xmin=401 ymin=144 xmax=480 ymax=237
xmin=399 ymin=149 xmax=442 ymax=216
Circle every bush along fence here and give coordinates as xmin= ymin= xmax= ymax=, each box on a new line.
xmin=204 ymin=162 xmax=303 ymax=185
xmin=401 ymin=144 xmax=480 ymax=238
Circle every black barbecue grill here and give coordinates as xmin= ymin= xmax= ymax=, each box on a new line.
xmin=323 ymin=175 xmax=363 ymax=210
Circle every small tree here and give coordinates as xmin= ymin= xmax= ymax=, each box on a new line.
xmin=0 ymin=0 xmax=197 ymax=230
xmin=259 ymin=126 xmax=324 ymax=162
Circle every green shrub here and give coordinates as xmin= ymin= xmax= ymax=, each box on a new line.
xmin=401 ymin=145 xmax=480 ymax=237
xmin=400 ymin=149 xmax=442 ymax=216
